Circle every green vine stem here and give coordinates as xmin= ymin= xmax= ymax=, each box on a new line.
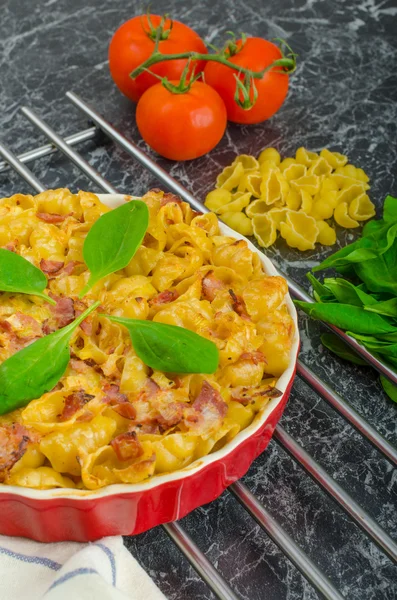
xmin=130 ymin=47 xmax=296 ymax=81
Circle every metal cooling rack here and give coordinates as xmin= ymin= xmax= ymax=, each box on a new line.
xmin=0 ymin=92 xmax=396 ymax=600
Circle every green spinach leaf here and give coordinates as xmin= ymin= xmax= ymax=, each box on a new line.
xmin=354 ymin=235 xmax=397 ymax=294
xmin=306 ymin=273 xmax=335 ymax=303
xmin=0 ymin=301 xmax=99 ymax=414
xmin=0 ymin=249 xmax=55 ymax=304
xmin=80 ymin=200 xmax=149 ymax=297
xmin=364 ymin=298 xmax=397 ymax=318
xmin=382 ymin=195 xmax=397 ymax=224
xmin=294 ymin=301 xmax=397 ymax=334
xmin=323 ymin=278 xmax=377 ymax=307
xmin=380 ymin=376 xmax=397 ymax=403
xmin=104 ymin=316 xmax=219 ymax=374
xmin=321 ymin=333 xmax=366 ymax=365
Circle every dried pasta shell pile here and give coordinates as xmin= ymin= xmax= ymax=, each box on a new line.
xmin=205 ymin=147 xmax=375 ymax=251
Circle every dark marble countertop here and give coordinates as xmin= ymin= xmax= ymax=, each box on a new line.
xmin=1 ymin=0 xmax=396 ymax=598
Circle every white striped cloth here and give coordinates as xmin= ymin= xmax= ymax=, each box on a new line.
xmin=0 ymin=535 xmax=167 ymax=600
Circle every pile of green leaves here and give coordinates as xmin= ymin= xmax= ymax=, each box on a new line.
xmin=0 ymin=200 xmax=219 ymax=415
xmin=295 ymin=195 xmax=397 ymax=403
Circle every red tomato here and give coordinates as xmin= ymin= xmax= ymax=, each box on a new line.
xmin=136 ymin=81 xmax=227 ymax=161
xmin=204 ymin=38 xmax=289 ymax=124
xmin=109 ymin=15 xmax=207 ymax=102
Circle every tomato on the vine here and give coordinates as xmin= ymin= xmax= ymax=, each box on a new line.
xmin=204 ymin=38 xmax=290 ymax=124
xmin=136 ymin=80 xmax=227 ymax=161
xmin=109 ymin=15 xmax=207 ymax=102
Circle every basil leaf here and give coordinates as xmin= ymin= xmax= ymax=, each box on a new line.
xmin=380 ymin=375 xmax=397 ymax=403
xmin=294 ymin=301 xmax=397 ymax=334
xmin=0 ymin=301 xmax=99 ymax=415
xmin=364 ymin=298 xmax=397 ymax=318
xmin=321 ymin=333 xmax=366 ymax=365
xmin=80 ymin=200 xmax=149 ymax=297
xmin=104 ymin=315 xmax=219 ymax=374
xmin=382 ymin=195 xmax=397 ymax=224
xmin=0 ymin=249 xmax=55 ymax=305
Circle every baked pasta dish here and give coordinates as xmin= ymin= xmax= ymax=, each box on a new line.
xmin=0 ymin=189 xmax=294 ymax=490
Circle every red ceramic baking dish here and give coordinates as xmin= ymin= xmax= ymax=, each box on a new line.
xmin=0 ymin=194 xmax=299 ymax=542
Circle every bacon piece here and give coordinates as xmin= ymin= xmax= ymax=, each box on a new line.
xmin=61 ymin=261 xmax=81 ymax=276
xmin=239 ymin=351 xmax=267 ymax=365
xmin=0 ymin=315 xmax=42 ymax=352
xmin=228 ymin=289 xmax=250 ymax=320
xmin=2 ymin=241 xmax=17 ymax=252
xmin=231 ymin=385 xmax=282 ymax=405
xmin=149 ymin=289 xmax=179 ymax=307
xmin=184 ymin=381 xmax=228 ymax=435
xmin=160 ymin=193 xmax=182 ymax=207
xmin=202 ymin=271 xmax=225 ymax=302
xmin=156 ymin=402 xmax=184 ymax=428
xmin=11 ymin=312 xmax=43 ymax=338
xmin=79 ymin=319 xmax=93 ymax=336
xmin=102 ymin=383 xmax=128 ymax=403
xmin=110 ymin=431 xmax=144 ymax=461
xmin=40 ymin=259 xmax=64 ymax=275
xmin=102 ymin=383 xmax=136 ymax=420
xmin=0 ymin=424 xmax=37 ymax=482
xmin=36 ymin=212 xmax=67 ymax=223
xmin=49 ymin=295 xmax=75 ymax=328
xmin=58 ymin=390 xmax=95 ymax=421
xmin=192 ymin=210 xmax=203 ymax=218
xmin=0 ymin=320 xmax=12 ymax=334
xmin=112 ymin=403 xmax=137 ymax=420
xmin=193 ymin=381 xmax=228 ymax=417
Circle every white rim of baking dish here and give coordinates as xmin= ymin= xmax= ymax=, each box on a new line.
xmin=0 ymin=194 xmax=299 ymax=500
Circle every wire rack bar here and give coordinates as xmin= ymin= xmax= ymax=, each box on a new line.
xmin=0 ymin=127 xmax=97 ymax=174
xmin=20 ymin=107 xmax=118 ymax=195
xmin=274 ymin=425 xmax=397 ymax=564
xmin=230 ymin=482 xmax=345 ymax=600
xmin=297 ymin=361 xmax=397 ymax=466
xmin=0 ymin=141 xmax=46 ymax=193
xmin=163 ymin=523 xmax=241 ymax=600
xmin=64 ymin=91 xmax=397 ymax=387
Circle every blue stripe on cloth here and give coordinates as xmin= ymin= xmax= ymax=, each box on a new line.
xmin=47 ymin=567 xmax=98 ymax=591
xmin=0 ymin=545 xmax=61 ymax=571
xmin=94 ymin=543 xmax=117 ymax=586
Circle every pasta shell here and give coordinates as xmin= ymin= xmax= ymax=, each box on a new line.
xmin=291 ymin=174 xmax=321 ymax=196
xmin=285 ymin=188 xmax=301 ymax=211
xmin=337 ymin=183 xmax=366 ymax=205
xmin=216 ymin=162 xmax=245 ymax=191
xmin=252 ymin=214 xmax=277 ymax=248
xmin=204 ymin=188 xmax=232 ymax=212
xmin=220 ymin=211 xmax=253 ymax=236
xmin=308 ymin=157 xmax=332 ymax=177
xmin=231 ymin=154 xmax=259 ymax=172
xmin=348 ymin=193 xmax=376 ymax=221
xmin=320 ymin=148 xmax=348 ymax=169
xmin=316 ymin=220 xmax=336 ymax=245
xmin=282 ymin=163 xmax=307 ymax=181
xmin=216 ymin=192 xmax=251 ymax=214
xmin=280 ymin=211 xmax=319 ymax=251
xmin=258 ymin=147 xmax=281 ymax=166
xmin=295 ymin=147 xmax=319 ymax=166
xmin=334 ymin=202 xmax=359 ymax=228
